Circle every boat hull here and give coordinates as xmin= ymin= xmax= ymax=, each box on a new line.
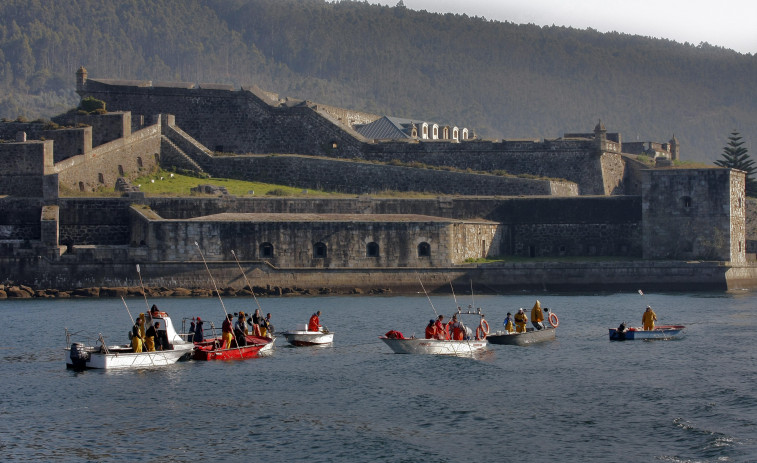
xmin=282 ymin=330 xmax=334 ymax=346
xmin=65 ymin=344 xmax=193 ymax=370
xmin=192 ymin=335 xmax=272 ymax=360
xmin=487 ymin=327 xmax=556 ymax=346
xmin=609 ymin=325 xmax=685 ymax=341
xmin=380 ymin=337 xmax=487 ymax=355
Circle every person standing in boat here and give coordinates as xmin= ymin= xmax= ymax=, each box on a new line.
xmin=642 ymin=306 xmax=657 ymax=331
xmin=263 ymin=313 xmax=274 ymax=337
xmin=251 ymin=309 xmax=264 ymax=336
xmin=234 ymin=312 xmax=248 ymax=347
xmin=434 ymin=315 xmax=448 ymax=340
xmin=193 ymin=317 xmax=204 ymax=343
xmin=188 ymin=319 xmax=196 ymax=343
xmin=425 ymin=319 xmax=437 ymax=339
xmin=131 ymin=317 xmax=145 ymax=353
xmin=145 ymin=321 xmax=159 ymax=352
xmin=531 ymin=300 xmax=545 ymax=330
xmin=450 ymin=314 xmax=465 ymax=340
xmin=514 ymin=308 xmax=528 ymax=333
xmin=308 ymin=311 xmax=321 ymax=332
xmin=222 ymin=314 xmax=235 ymax=349
xmin=504 ymin=312 xmax=514 ymax=333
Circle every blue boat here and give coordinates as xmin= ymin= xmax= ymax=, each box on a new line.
xmin=609 ymin=324 xmax=685 ymax=341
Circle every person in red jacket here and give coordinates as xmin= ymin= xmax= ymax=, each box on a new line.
xmin=424 ymin=319 xmax=437 ymax=339
xmin=434 ymin=315 xmax=448 ymax=340
xmin=450 ymin=315 xmax=465 ymax=341
xmin=308 ymin=311 xmax=321 ymax=332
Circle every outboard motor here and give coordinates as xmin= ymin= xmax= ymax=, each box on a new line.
xmin=69 ymin=342 xmax=90 ymax=370
xmin=612 ymin=322 xmax=627 ymax=341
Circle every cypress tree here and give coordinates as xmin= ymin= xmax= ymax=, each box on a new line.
xmin=715 ymin=131 xmax=757 ymax=197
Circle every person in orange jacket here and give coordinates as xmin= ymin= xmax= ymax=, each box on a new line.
xmin=450 ymin=315 xmax=465 ymax=340
xmin=425 ymin=319 xmax=437 ymax=339
xmin=308 ymin=311 xmax=321 ymax=332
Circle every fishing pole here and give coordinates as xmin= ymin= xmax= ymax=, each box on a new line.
xmin=230 ymin=249 xmax=265 ymax=337
xmin=194 ymin=242 xmax=243 ymax=356
xmin=136 ymin=264 xmax=151 ymax=312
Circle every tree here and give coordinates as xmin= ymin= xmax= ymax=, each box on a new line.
xmin=715 ymin=131 xmax=757 ymax=197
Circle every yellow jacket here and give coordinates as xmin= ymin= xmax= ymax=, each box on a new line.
xmin=531 ymin=300 xmax=544 ymax=323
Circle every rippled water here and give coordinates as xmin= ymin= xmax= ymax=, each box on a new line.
xmin=0 ymin=291 xmax=756 ymax=462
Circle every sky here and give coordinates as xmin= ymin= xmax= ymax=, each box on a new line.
xmin=368 ymin=0 xmax=757 ymax=54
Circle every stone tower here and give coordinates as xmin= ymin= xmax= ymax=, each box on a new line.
xmin=594 ymin=119 xmax=607 ymax=152
xmin=669 ymin=135 xmax=679 ymax=161
xmin=76 ymin=66 xmax=87 ymax=92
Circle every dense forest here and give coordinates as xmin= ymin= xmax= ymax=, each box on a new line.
xmin=1 ymin=0 xmax=756 ymax=162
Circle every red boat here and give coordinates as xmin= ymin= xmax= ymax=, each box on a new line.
xmin=192 ymin=335 xmax=273 ymax=361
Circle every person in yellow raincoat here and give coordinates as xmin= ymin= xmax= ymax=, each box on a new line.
xmin=531 ymin=300 xmax=545 ymax=330
xmin=145 ymin=321 xmax=158 ymax=352
xmin=514 ymin=308 xmax=528 ymax=333
xmin=130 ymin=317 xmax=144 ymax=353
xmin=642 ymin=306 xmax=657 ymax=330
xmin=504 ymin=312 xmax=514 ymax=333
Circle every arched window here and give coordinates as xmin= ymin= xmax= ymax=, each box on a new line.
xmin=313 ymin=242 xmax=327 ymax=259
xmin=421 ymin=123 xmax=428 ymax=139
xmin=366 ymin=242 xmax=379 ymax=257
xmin=418 ymin=242 xmax=431 ymax=257
xmin=442 ymin=127 xmax=449 ymax=139
xmin=462 ymin=128 xmax=469 ymax=140
xmin=432 ymin=124 xmax=439 ymax=140
xmin=259 ymin=242 xmax=274 ymax=258
xmin=452 ymin=128 xmax=459 ymax=141
xmin=137 ymin=157 xmax=143 ymax=167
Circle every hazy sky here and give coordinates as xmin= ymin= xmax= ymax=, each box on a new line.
xmin=367 ymin=0 xmax=757 ymax=54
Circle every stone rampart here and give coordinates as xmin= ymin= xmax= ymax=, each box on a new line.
xmin=0 ymin=197 xmax=43 ymax=241
xmin=57 ymin=198 xmax=133 ymax=246
xmin=42 ymin=127 xmax=92 ymax=163
xmin=0 ymin=141 xmax=53 ymax=197
xmin=207 ymin=154 xmax=579 ymax=196
xmin=55 ymin=123 xmax=161 ymax=192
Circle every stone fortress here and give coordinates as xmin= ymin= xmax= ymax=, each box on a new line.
xmin=0 ymin=67 xmax=753 ymax=294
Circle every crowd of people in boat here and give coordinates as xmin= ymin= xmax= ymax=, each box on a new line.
xmin=128 ymin=305 xmax=327 ymax=353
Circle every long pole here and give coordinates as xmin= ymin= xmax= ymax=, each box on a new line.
xmin=121 ymin=296 xmax=154 ymax=365
xmin=417 ymin=274 xmax=438 ymax=318
xmin=136 ymin=264 xmax=151 ymax=312
xmin=194 ymin=242 xmax=242 ymax=356
xmin=230 ymin=250 xmax=263 ymax=314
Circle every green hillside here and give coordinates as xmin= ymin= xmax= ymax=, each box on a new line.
xmin=0 ymin=0 xmax=755 ymax=162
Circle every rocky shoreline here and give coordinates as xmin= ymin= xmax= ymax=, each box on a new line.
xmin=0 ymin=284 xmax=393 ymax=299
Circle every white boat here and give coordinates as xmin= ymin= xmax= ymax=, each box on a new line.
xmin=65 ymin=312 xmax=194 ymax=370
xmin=380 ymin=336 xmax=487 ymax=355
xmin=282 ymin=324 xmax=334 ymax=346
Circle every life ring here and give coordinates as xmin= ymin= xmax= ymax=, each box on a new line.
xmin=475 ymin=326 xmax=486 ymax=340
xmin=548 ymin=312 xmax=559 ymax=328
xmin=480 ymin=319 xmax=490 ymax=335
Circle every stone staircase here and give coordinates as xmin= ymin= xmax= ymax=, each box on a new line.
xmin=160 ymin=135 xmax=207 ymax=176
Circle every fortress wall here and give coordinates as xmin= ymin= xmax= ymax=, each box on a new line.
xmin=208 ymin=155 xmax=579 ymax=196
xmin=56 ymin=112 xmax=132 ymax=148
xmin=80 ymin=80 xmax=616 ymax=193
xmin=0 ymin=197 xmax=43 ymax=240
xmin=642 ymin=168 xmax=742 ymax=261
xmin=55 ymin=124 xmax=161 ymax=192
xmin=0 ymin=141 xmax=53 ymax=197
xmin=42 ymin=127 xmax=92 ymax=162
xmin=599 ymin=152 xmax=626 ymax=195
xmin=57 ymin=198 xmax=133 ymax=246
xmin=359 ymin=143 xmax=607 ymax=194
xmin=81 ymin=82 xmax=366 ymax=157
xmin=133 ymin=214 xmax=466 ymax=268
xmin=314 ymin=103 xmax=381 ymax=128
xmin=144 ymin=196 xmax=641 ymax=223
xmin=0 ymin=121 xmax=47 ymax=140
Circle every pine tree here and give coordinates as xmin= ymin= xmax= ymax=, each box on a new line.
xmin=715 ymin=131 xmax=757 ymax=197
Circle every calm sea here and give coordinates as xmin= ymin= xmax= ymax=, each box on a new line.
xmin=0 ymin=291 xmax=755 ymax=462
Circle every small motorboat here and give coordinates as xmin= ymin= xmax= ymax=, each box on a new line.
xmin=380 ymin=307 xmax=490 ymax=355
xmin=487 ymin=309 xmax=559 ymax=346
xmin=380 ymin=336 xmax=487 ymax=355
xmin=192 ymin=335 xmax=274 ymax=361
xmin=609 ymin=323 xmax=685 ymax=341
xmin=282 ymin=324 xmax=334 ymax=346
xmin=65 ymin=311 xmax=194 ymax=370
xmin=487 ymin=326 xmax=557 ymax=346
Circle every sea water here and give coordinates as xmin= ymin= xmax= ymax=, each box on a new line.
xmin=0 ymin=291 xmax=755 ymax=462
